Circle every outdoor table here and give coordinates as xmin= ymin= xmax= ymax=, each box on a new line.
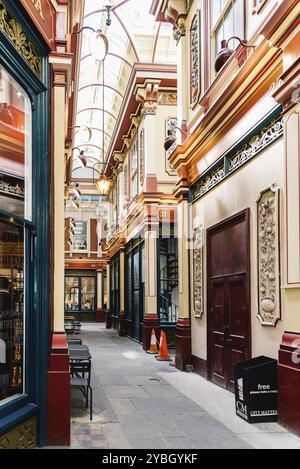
xmin=68 ymin=344 xmax=89 ymax=352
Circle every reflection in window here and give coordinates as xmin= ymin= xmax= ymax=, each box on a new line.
xmin=0 ymin=217 xmax=24 ymax=401
xmin=211 ymin=0 xmax=245 ymax=58
xmin=0 ymin=66 xmax=32 ymax=220
xmin=73 ymin=221 xmax=88 ymax=251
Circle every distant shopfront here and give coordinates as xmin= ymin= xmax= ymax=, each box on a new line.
xmin=65 ymin=270 xmax=97 ymax=322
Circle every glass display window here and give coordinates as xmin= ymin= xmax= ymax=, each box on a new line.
xmin=159 ymin=234 xmax=179 ymax=324
xmin=64 ymin=271 xmax=96 ymax=313
xmin=0 ymin=216 xmax=25 ymax=401
xmin=0 ymin=66 xmax=32 ymax=220
xmin=72 ymin=221 xmax=88 ymax=251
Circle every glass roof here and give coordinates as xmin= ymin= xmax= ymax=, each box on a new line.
xmin=72 ymin=0 xmax=176 ymax=177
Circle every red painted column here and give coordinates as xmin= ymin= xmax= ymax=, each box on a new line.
xmin=175 ymin=318 xmax=192 ymax=370
xmin=278 ymin=331 xmax=300 ymax=436
xmin=47 ymin=333 xmax=70 ymax=446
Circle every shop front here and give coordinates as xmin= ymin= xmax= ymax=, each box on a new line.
xmin=0 ymin=0 xmax=51 ymax=448
xmin=65 ymin=270 xmax=97 ymax=322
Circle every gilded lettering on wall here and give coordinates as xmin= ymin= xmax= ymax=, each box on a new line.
xmin=31 ymin=0 xmax=44 ymax=19
xmin=190 ymin=10 xmax=201 ymax=108
xmin=257 ymin=185 xmax=281 ymax=326
xmin=0 ymin=0 xmax=42 ymax=77
xmin=193 ymin=226 xmax=204 ymax=319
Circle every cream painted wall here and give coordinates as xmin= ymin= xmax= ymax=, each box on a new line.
xmin=53 ymin=85 xmax=66 ymax=332
xmin=246 ymin=0 xmax=279 ymax=40
xmin=183 ymin=0 xmax=280 ymax=127
xmin=191 ymin=138 xmax=285 ymax=361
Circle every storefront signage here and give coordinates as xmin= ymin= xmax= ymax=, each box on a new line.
xmin=20 ymin=0 xmax=55 ymax=50
xmin=31 ymin=0 xmax=44 ymax=19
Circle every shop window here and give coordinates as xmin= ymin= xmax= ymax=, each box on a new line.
xmin=125 ymin=239 xmax=145 ymax=340
xmin=0 ymin=217 xmax=24 ymax=401
xmin=73 ymin=221 xmax=88 ymax=251
xmin=65 ymin=272 xmax=96 ymax=312
xmin=159 ymin=235 xmax=179 ymax=324
xmin=211 ymin=0 xmax=245 ymax=71
xmin=0 ymin=66 xmax=32 ymax=220
xmin=110 ymin=255 xmax=119 ymax=321
xmin=130 ymin=139 xmax=138 ymax=198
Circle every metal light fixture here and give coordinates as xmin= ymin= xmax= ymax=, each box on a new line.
xmin=164 ymin=126 xmax=187 ymax=152
xmin=215 ymin=36 xmax=256 ymax=73
xmin=95 ymin=174 xmax=111 ymax=196
xmin=73 ymin=14 xmax=110 ymax=62
xmin=72 ymin=147 xmax=87 ymax=167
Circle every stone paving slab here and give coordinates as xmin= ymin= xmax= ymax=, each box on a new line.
xmin=67 ymin=323 xmax=280 ymax=450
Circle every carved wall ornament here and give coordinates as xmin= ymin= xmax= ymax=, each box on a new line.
xmin=0 ymin=0 xmax=42 ymax=78
xmin=0 ymin=179 xmax=25 ymax=198
xmin=192 ymin=165 xmax=225 ymax=200
xmin=158 ymin=93 xmax=177 ymax=105
xmin=229 ymin=119 xmax=284 ymax=172
xmin=191 ymin=117 xmax=283 ymax=202
xmin=257 ymin=185 xmax=281 ymax=326
xmin=173 ymin=15 xmax=186 ymax=43
xmin=165 ymin=117 xmax=178 ymax=175
xmin=193 ymin=226 xmax=204 ymax=318
xmin=190 ymin=10 xmax=201 ymax=108
xmin=0 ymin=416 xmax=37 ymax=449
xmin=124 ymin=163 xmax=128 ymax=196
xmin=139 ymin=129 xmax=144 ymax=185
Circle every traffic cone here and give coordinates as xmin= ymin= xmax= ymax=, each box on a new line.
xmin=147 ymin=329 xmax=158 ymax=354
xmin=156 ymin=331 xmax=172 ymax=361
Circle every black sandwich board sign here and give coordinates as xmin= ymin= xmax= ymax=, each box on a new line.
xmin=234 ymin=356 xmax=278 ymax=423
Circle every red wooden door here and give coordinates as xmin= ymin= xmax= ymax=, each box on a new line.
xmin=208 ymin=210 xmax=250 ymax=392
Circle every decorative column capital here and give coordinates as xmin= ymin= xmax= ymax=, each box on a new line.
xmin=272 ymin=59 xmax=300 ymax=111
xmin=173 ymin=15 xmax=187 ymax=44
xmin=135 ymin=80 xmax=161 ymax=116
xmin=49 ymin=52 xmax=73 ymax=91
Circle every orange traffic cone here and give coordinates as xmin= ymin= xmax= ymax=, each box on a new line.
xmin=156 ymin=331 xmax=172 ymax=361
xmin=147 ymin=329 xmax=158 ymax=354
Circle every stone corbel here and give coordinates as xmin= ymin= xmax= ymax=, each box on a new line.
xmin=272 ymin=59 xmax=300 ymax=110
xmin=165 ymin=0 xmax=187 ymax=25
xmin=114 ymin=152 xmax=125 ymax=165
xmin=135 ymin=80 xmax=161 ymax=116
xmin=123 ymin=137 xmax=131 ymax=149
xmin=173 ymin=15 xmax=187 ymax=44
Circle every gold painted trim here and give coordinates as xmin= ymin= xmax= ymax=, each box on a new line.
xmin=0 ymin=0 xmax=42 ymax=78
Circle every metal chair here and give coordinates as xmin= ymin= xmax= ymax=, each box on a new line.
xmin=70 ymin=359 xmax=93 ymax=421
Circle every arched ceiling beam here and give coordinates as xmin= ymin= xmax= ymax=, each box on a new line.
xmin=78 ymin=83 xmax=124 ymax=98
xmin=76 ymin=108 xmax=117 ymax=120
xmin=152 ymin=23 xmax=161 ymax=63
xmin=76 ymin=143 xmax=104 ymax=152
xmin=112 ymin=10 xmax=140 ymax=62
xmin=80 ymin=52 xmax=133 ymax=69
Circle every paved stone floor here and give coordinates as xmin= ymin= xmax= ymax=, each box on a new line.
xmin=69 ymin=323 xmax=300 ymax=449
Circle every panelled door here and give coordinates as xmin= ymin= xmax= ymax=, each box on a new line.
xmin=208 ymin=210 xmax=250 ymax=392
